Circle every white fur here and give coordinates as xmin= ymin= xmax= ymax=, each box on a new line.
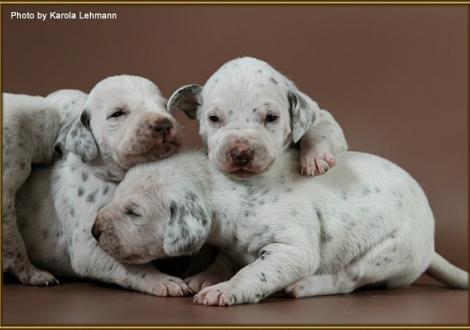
xmin=94 ymin=150 xmax=468 ymax=306
xmin=168 ymin=57 xmax=348 ymax=178
xmin=2 ymin=93 xmax=79 ymax=285
xmin=13 ymin=75 xmax=191 ymax=296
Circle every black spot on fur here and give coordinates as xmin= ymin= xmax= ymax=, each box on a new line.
xmin=78 ymin=187 xmax=85 ymax=197
xmin=81 ymin=172 xmax=88 ymax=182
xmin=258 ymin=272 xmax=267 ymax=282
xmin=86 ymin=190 xmax=98 ymax=203
xmin=270 ymin=77 xmax=278 ymax=85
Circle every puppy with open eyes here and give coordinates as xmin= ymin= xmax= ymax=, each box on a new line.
xmin=15 ymin=75 xmax=192 ymax=296
xmin=167 ymin=57 xmax=348 ymax=178
xmin=166 ymin=56 xmax=349 ymax=288
xmin=92 ymin=148 xmax=468 ymax=306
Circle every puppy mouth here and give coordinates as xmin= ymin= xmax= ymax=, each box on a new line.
xmin=120 ymin=141 xmax=180 ymax=167
xmin=144 ymin=141 xmax=180 ymax=158
xmin=223 ymin=160 xmax=275 ymax=179
xmin=227 ymin=168 xmax=259 ymax=179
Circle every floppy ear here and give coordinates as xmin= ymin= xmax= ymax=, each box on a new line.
xmin=288 ymin=90 xmax=319 ymax=143
xmin=167 ymin=84 xmax=203 ymax=120
xmin=53 ymin=122 xmax=72 ymax=160
xmin=64 ymin=110 xmax=99 ymax=162
xmin=163 ymin=196 xmax=210 ymax=257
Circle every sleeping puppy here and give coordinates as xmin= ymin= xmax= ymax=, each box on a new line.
xmin=92 ymin=149 xmax=468 ymax=306
xmin=14 ymin=75 xmax=191 ymax=295
xmin=167 ymin=57 xmax=348 ymax=177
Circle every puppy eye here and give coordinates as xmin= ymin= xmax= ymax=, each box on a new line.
xmin=265 ymin=114 xmax=279 ymax=123
xmin=208 ymin=115 xmax=220 ymax=123
xmin=125 ymin=207 xmax=142 ymax=217
xmin=108 ymin=108 xmax=126 ymax=119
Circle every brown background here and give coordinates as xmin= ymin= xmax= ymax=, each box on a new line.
xmin=1 ymin=4 xmax=468 ymax=325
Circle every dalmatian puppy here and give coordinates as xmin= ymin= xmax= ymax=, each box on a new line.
xmin=167 ymin=57 xmax=348 ymax=178
xmin=92 ymin=149 xmax=468 ymax=306
xmin=14 ymin=75 xmax=191 ymax=296
xmin=2 ymin=93 xmax=80 ymax=286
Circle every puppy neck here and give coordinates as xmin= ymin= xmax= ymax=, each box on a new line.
xmin=67 ymin=153 xmax=126 ymax=183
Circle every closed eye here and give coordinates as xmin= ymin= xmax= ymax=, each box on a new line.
xmin=208 ymin=115 xmax=220 ymax=123
xmin=125 ymin=208 xmax=142 ymax=217
xmin=265 ymin=114 xmax=279 ymax=123
xmin=107 ymin=108 xmax=127 ymax=119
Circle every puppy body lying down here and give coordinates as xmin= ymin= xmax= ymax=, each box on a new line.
xmin=14 ymin=75 xmax=191 ymax=296
xmin=94 ymin=150 xmax=468 ymax=306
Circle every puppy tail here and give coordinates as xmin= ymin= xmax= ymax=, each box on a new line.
xmin=426 ymin=252 xmax=468 ymax=289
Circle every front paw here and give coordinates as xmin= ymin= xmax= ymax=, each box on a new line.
xmin=299 ymin=151 xmax=336 ymax=176
xmin=185 ymin=272 xmax=227 ymax=293
xmin=16 ymin=266 xmax=60 ymax=287
xmin=193 ymin=282 xmax=240 ymax=306
xmin=150 ymin=276 xmax=193 ymax=297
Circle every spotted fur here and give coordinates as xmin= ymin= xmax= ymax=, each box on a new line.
xmin=95 ymin=150 xmax=468 ymax=306
xmin=2 ymin=92 xmax=81 ymax=286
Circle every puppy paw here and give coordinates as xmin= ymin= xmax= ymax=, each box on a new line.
xmin=151 ymin=276 xmax=193 ymax=297
xmin=299 ymin=151 xmax=336 ymax=176
xmin=193 ymin=282 xmax=239 ymax=306
xmin=184 ymin=272 xmax=227 ymax=293
xmin=284 ymin=283 xmax=306 ymax=298
xmin=17 ymin=267 xmax=60 ymax=287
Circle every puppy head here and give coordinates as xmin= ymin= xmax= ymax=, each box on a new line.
xmin=92 ymin=164 xmax=211 ymax=264
xmin=65 ymin=75 xmax=182 ymax=174
xmin=168 ymin=57 xmax=318 ymax=179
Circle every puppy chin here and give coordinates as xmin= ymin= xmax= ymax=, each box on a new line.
xmin=118 ymin=254 xmax=155 ymax=265
xmin=117 ymin=142 xmax=180 ymax=168
xmin=99 ymin=241 xmax=154 ymax=264
xmin=217 ymin=159 xmax=275 ymax=180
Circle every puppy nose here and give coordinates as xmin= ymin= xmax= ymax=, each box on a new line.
xmin=91 ymin=223 xmax=102 ymax=241
xmin=229 ymin=146 xmax=254 ymax=167
xmin=148 ymin=118 xmax=172 ymax=133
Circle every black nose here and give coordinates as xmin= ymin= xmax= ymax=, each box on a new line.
xmin=149 ymin=118 xmax=172 ymax=133
xmin=91 ymin=223 xmax=102 ymax=241
xmin=229 ymin=148 xmax=254 ymax=167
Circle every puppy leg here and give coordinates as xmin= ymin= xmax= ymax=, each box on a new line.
xmin=285 ymin=271 xmax=357 ymax=298
xmin=286 ymin=234 xmax=421 ymax=298
xmin=299 ymin=109 xmax=347 ymax=176
xmin=2 ymin=161 xmax=59 ymax=286
xmin=193 ymin=243 xmax=318 ymax=306
xmin=69 ymin=239 xmax=192 ymax=296
xmin=185 ymin=250 xmax=238 ymax=293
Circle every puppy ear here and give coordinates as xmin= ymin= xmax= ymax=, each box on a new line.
xmin=52 ymin=116 xmax=76 ymax=160
xmin=163 ymin=196 xmax=210 ymax=257
xmin=167 ymin=84 xmax=203 ymax=120
xmin=64 ymin=110 xmax=99 ymax=162
xmin=288 ymin=90 xmax=319 ymax=143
